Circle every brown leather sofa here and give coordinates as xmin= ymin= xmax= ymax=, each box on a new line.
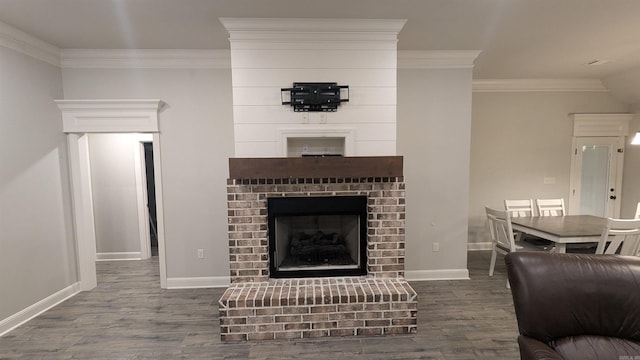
xmin=504 ymin=252 xmax=640 ymax=360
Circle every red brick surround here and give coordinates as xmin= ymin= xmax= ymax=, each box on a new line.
xmin=227 ymin=177 xmax=406 ymax=283
xmin=220 ymin=157 xmax=416 ymax=341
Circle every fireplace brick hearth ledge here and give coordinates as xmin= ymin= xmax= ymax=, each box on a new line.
xmin=219 ymin=156 xmax=417 ymax=341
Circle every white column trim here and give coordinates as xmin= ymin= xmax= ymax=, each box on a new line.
xmin=152 ymin=133 xmax=168 ymax=289
xmin=133 ymin=134 xmax=154 ymax=260
xmin=55 ymin=99 xmax=164 ymax=133
xmin=66 ymin=134 xmax=98 ymax=291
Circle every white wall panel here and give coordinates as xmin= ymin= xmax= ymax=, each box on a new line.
xmin=232 ymin=105 xmax=397 ymax=125
xmin=354 ymin=141 xmax=397 ymax=156
xmin=234 ymin=141 xmax=280 ymax=157
xmin=231 ymin=68 xmax=397 ymax=87
xmin=233 ymin=124 xmax=279 ymax=142
xmin=225 ymin=18 xmax=400 ymax=157
xmin=233 ymin=86 xmax=397 ymax=107
xmin=230 ymin=49 xmax=397 ymax=69
xmin=233 ymin=106 xmax=304 ymax=124
xmin=320 ymin=106 xmax=396 ymax=124
xmin=232 ymin=87 xmax=282 ymax=106
xmin=346 ymin=87 xmax=397 ymax=106
xmin=353 ymin=123 xmax=397 ymax=141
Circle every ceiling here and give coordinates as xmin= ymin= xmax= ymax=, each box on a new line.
xmin=1 ymin=0 xmax=640 ymax=104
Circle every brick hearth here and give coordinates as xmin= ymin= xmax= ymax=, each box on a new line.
xmin=219 ymin=157 xmax=417 ymax=341
xmin=219 ymin=277 xmax=417 ymax=341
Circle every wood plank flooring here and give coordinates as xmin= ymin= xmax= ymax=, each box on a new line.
xmin=0 ymin=251 xmax=520 ymax=359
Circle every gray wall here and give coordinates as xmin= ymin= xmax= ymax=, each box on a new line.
xmin=469 ymin=91 xmax=630 ymax=245
xmin=398 ymin=68 xmax=473 ymax=275
xmin=88 ymin=133 xmax=144 ymax=255
xmin=0 ymin=46 xmax=77 ymax=320
xmin=62 ymin=68 xmax=234 ymax=278
xmin=4 ymin=44 xmax=640 ymax=326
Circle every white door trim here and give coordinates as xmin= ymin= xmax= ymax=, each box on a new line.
xmin=66 ymin=133 xmax=98 ymax=291
xmin=55 ymin=99 xmax=167 ymax=290
xmin=569 ymin=137 xmax=624 ymax=217
xmin=568 ymin=113 xmax=632 ymax=217
xmin=134 ymin=135 xmax=153 ymax=260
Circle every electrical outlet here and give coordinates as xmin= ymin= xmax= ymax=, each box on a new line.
xmin=432 ymin=242 xmax=440 ymax=252
xmin=197 ymin=249 xmax=204 ymax=259
xmin=319 ymin=113 xmax=327 ymax=123
xmin=302 ymin=113 xmax=309 ymax=124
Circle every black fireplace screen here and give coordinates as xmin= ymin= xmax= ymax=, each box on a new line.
xmin=268 ymin=196 xmax=367 ymax=278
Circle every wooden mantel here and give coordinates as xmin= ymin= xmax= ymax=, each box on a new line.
xmin=228 ymin=156 xmax=403 ymax=179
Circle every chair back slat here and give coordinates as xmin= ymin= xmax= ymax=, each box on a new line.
xmin=536 ymin=198 xmax=566 ymax=216
xmin=596 ymin=218 xmax=640 ymax=256
xmin=504 ymin=199 xmax=535 ymax=217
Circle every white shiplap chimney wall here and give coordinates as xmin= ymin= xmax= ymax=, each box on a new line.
xmin=219 ymin=18 xmax=406 ymax=157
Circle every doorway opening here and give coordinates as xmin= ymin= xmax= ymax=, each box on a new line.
xmin=57 ymin=98 xmax=167 ymax=291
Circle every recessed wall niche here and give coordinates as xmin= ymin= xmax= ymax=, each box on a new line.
xmin=287 ymin=137 xmax=345 ymax=157
xmin=279 ymin=128 xmax=355 ymax=157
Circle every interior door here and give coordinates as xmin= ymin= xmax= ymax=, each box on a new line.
xmin=569 ymin=137 xmax=624 ymax=217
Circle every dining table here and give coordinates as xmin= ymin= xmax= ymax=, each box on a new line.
xmin=510 ymin=215 xmax=607 ymax=253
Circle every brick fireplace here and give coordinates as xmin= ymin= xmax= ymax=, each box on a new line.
xmin=218 ymin=156 xmax=417 ymax=341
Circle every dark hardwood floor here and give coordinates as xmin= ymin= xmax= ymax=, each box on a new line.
xmin=0 ymin=251 xmax=520 ymax=359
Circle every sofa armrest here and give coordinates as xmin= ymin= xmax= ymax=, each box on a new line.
xmin=518 ymin=336 xmax=563 ymax=360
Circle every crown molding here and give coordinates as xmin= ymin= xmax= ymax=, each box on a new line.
xmin=398 ymin=50 xmax=481 ymax=69
xmin=473 ymin=79 xmax=609 ymax=92
xmin=60 ymin=49 xmax=231 ymax=69
xmin=219 ymin=17 xmax=407 ymax=34
xmin=219 ymin=18 xmax=406 ymax=44
xmin=0 ymin=20 xmax=60 ymax=66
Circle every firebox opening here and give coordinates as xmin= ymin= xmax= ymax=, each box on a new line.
xmin=268 ymin=196 xmax=367 ymax=278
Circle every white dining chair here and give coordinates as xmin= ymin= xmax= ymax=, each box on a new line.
xmin=504 ymin=199 xmax=535 ymax=217
xmin=595 ymin=218 xmax=640 ymax=256
xmin=504 ymin=199 xmax=537 ymax=242
xmin=635 ymin=202 xmax=640 ymax=219
xmin=536 ymin=198 xmax=566 ymax=216
xmin=486 ymin=207 xmax=549 ymax=287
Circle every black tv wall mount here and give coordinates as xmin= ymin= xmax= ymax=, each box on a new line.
xmin=281 ymin=82 xmax=349 ymax=112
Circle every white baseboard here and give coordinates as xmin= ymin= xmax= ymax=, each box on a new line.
xmin=96 ymin=252 xmax=142 ymax=261
xmin=468 ymin=242 xmax=492 ymax=251
xmin=166 ymin=276 xmax=230 ymax=289
xmin=405 ymin=268 xmax=470 ymax=281
xmin=0 ymin=282 xmax=80 ymax=337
